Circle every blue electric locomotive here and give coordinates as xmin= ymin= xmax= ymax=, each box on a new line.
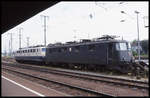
xmin=45 ymin=35 xmax=134 ymax=72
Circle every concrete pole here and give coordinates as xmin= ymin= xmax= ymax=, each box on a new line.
xmin=41 ymin=15 xmax=49 ymax=47
xmin=18 ymin=28 xmax=23 ymax=50
xmin=27 ymin=37 xmax=29 ymax=47
xmin=135 ymin=11 xmax=140 ymax=61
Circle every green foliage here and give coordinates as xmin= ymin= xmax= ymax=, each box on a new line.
xmin=131 ymin=39 xmax=148 ymax=55
xmin=140 ymin=40 xmax=149 ymax=54
xmin=132 ymin=51 xmax=137 ymax=56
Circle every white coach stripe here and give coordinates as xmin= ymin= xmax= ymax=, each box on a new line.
xmin=2 ymin=76 xmax=45 ymax=97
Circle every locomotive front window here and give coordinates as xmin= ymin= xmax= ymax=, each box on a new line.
xmin=116 ymin=43 xmax=127 ymax=51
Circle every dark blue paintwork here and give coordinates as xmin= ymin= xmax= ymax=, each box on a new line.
xmin=45 ymin=39 xmax=133 ymax=70
xmin=15 ymin=56 xmax=45 ymax=62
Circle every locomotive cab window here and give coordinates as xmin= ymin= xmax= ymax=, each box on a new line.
xmin=116 ymin=43 xmax=127 ymax=51
xmin=69 ymin=47 xmax=72 ymax=52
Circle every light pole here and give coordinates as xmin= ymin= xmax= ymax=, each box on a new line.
xmin=134 ymin=11 xmax=140 ymax=61
xmin=121 ymin=10 xmax=141 ymax=61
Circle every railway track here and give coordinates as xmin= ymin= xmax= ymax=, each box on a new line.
xmin=2 ymin=61 xmax=149 ymax=91
xmin=2 ymin=67 xmax=113 ymax=96
xmin=2 ymin=64 xmax=148 ymax=96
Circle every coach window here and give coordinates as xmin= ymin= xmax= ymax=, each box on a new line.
xmin=33 ymin=49 xmax=35 ymax=52
xmin=88 ymin=45 xmax=95 ymax=52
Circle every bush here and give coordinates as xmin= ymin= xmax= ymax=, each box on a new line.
xmin=132 ymin=51 xmax=137 ymax=56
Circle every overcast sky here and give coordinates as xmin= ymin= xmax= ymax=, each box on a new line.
xmin=1 ymin=1 xmax=149 ymax=53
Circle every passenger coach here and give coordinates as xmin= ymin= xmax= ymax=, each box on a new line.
xmin=14 ymin=46 xmax=46 ymax=63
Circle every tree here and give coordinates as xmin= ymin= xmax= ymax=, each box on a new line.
xmin=140 ymin=40 xmax=149 ymax=54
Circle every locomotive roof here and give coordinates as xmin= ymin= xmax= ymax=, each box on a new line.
xmin=17 ymin=46 xmax=46 ymax=51
xmin=47 ymin=39 xmax=128 ymax=48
